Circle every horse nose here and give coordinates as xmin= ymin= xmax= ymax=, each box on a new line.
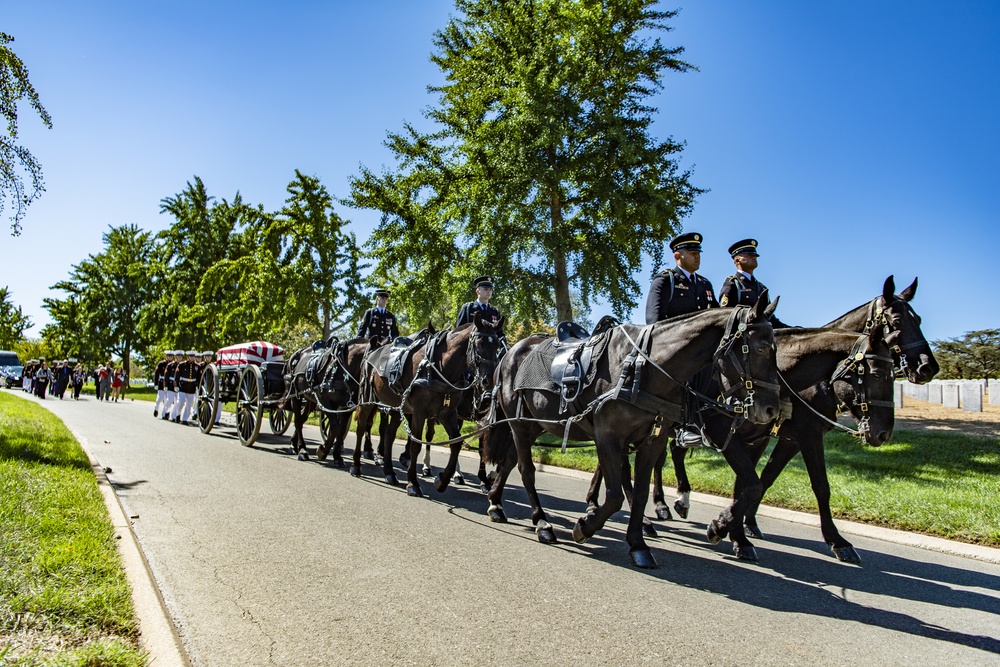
xmin=869 ymin=429 xmax=891 ymax=447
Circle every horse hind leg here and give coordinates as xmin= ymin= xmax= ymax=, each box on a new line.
xmin=652 ymin=443 xmax=672 ymax=521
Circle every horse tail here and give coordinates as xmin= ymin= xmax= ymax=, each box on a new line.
xmin=482 ymin=392 xmax=514 ymax=466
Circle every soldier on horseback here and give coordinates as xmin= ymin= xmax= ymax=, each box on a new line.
xmin=456 ymin=276 xmax=502 ymax=329
xmin=718 ymin=238 xmax=788 ymax=327
xmin=357 ymin=288 xmax=399 ymax=342
xmin=644 ymin=232 xmax=719 ymax=448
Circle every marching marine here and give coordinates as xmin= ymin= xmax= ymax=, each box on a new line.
xmin=357 ymin=288 xmax=400 ymax=342
xmin=161 ymin=351 xmax=179 ymax=421
xmin=153 ymin=350 xmax=173 ymax=418
xmin=173 ymin=350 xmax=201 ymax=424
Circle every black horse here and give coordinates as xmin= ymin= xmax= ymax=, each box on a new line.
xmin=281 ymin=342 xmax=346 ymax=461
xmin=593 ymin=325 xmax=897 ymax=562
xmin=663 ymin=277 xmax=936 ymax=562
xmin=351 ymin=313 xmax=504 ymax=497
xmin=482 ymin=299 xmax=782 ymax=569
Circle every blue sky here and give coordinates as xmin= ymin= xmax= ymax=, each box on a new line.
xmin=5 ymin=1 xmax=998 ymax=343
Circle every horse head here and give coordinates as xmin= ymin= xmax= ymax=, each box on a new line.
xmin=831 ymin=325 xmax=896 ymax=447
xmin=469 ymin=312 xmax=506 ymax=394
xmin=714 ymin=295 xmax=782 ymax=425
xmin=872 ymin=276 xmax=938 ymax=384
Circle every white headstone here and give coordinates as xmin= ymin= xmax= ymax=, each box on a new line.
xmin=942 ymin=383 xmax=960 ymax=409
xmin=913 ymin=383 xmax=929 ymax=401
xmin=961 ymin=381 xmax=983 ymax=412
xmin=989 ymin=379 xmax=1000 ymax=406
xmin=902 ymin=381 xmax=916 ymax=397
xmin=927 ymin=383 xmax=942 ymax=404
xmin=894 ymin=382 xmax=904 ymax=409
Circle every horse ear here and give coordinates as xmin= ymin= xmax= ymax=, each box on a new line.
xmin=899 ymin=277 xmax=918 ymax=302
xmin=750 ymin=290 xmax=771 ymax=322
xmin=882 ymin=275 xmax=896 ymax=301
xmin=763 ymin=294 xmax=779 ymax=320
xmin=496 ymin=316 xmax=505 ymax=331
xmin=427 ymin=320 xmax=436 ymax=333
xmin=473 ymin=310 xmax=484 ymax=327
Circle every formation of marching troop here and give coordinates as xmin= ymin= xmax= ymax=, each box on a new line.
xmin=152 ymin=350 xmax=217 ymax=424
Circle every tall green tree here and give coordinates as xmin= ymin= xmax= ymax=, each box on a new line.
xmin=144 ymin=177 xmax=271 ymax=349
xmin=350 ymin=0 xmax=702 ymax=326
xmin=274 ymin=171 xmax=366 ymax=340
xmin=44 ymin=224 xmax=157 ymax=372
xmin=933 ymin=329 xmax=1000 ymax=381
xmin=0 ymin=286 xmax=32 ymax=348
xmin=1 ymin=32 xmax=52 ymax=235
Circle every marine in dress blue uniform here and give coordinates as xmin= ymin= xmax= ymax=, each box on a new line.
xmin=717 ymin=238 xmax=788 ymax=327
xmin=644 ymin=232 xmax=719 ymax=323
xmin=357 ymin=288 xmax=400 ymax=341
xmin=455 ymin=276 xmax=502 ymax=328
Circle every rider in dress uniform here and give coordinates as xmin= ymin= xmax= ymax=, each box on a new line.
xmin=173 ymin=351 xmax=201 ymax=424
xmin=455 ymin=276 xmax=502 ymax=328
xmin=644 ymin=232 xmax=719 ymax=449
xmin=357 ymin=288 xmax=400 ymax=341
xmin=645 ymin=232 xmax=719 ymax=323
xmin=153 ymin=351 xmax=173 ymax=418
xmin=718 ymin=239 xmax=788 ymax=327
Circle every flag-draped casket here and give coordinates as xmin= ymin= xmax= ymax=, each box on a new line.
xmin=215 ymin=342 xmax=285 ymax=369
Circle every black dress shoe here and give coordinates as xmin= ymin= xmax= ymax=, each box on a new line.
xmin=153 ymin=410 xmax=158 ymax=418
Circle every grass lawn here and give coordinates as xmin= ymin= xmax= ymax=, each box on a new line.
xmin=0 ymin=392 xmax=145 ymax=666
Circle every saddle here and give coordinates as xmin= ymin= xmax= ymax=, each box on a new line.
xmin=511 ymin=319 xmax=615 ymax=415
xmin=372 ymin=330 xmax=431 ymax=394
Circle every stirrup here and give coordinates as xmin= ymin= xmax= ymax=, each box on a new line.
xmin=675 ymin=425 xmax=705 ymax=449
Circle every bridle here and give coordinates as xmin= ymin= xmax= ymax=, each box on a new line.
xmin=830 ymin=334 xmax=895 ymax=440
xmin=712 ymin=307 xmax=780 ymax=420
xmin=862 ymin=296 xmax=927 ymax=378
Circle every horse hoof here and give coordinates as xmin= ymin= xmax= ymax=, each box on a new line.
xmin=642 ymin=520 xmax=658 ymax=538
xmin=630 ymin=549 xmax=658 ymax=569
xmin=487 ymin=470 xmax=498 ymax=484
xmin=479 ymin=483 xmax=490 ymax=495
xmin=385 ymin=474 xmax=398 ymax=486
xmin=362 ymin=450 xmax=375 ymax=461
xmin=654 ymin=502 xmax=672 ymax=521
xmin=434 ymin=473 xmax=449 ymax=493
xmin=316 ymin=448 xmax=328 ymax=461
xmin=734 ymin=543 xmax=759 ymax=562
xmin=331 ymin=458 xmax=345 ymax=469
xmin=399 ymin=453 xmax=410 ymax=468
xmin=421 ymin=465 xmax=432 ymax=477
xmin=349 ymin=466 xmax=361 ymax=477
xmin=452 ymin=473 xmax=465 ymax=486
xmin=536 ymin=525 xmax=558 ymax=545
xmin=707 ymin=519 xmax=726 ymax=545
xmin=674 ymin=500 xmax=689 ymax=519
xmin=744 ymin=523 xmax=764 ymax=539
xmin=833 ymin=546 xmax=862 ymax=564
xmin=407 ymin=484 xmax=423 ymax=497
xmin=488 ymin=505 xmax=507 ymax=523
xmin=297 ymin=452 xmax=309 ymax=461
xmin=572 ymin=519 xmax=590 ymax=544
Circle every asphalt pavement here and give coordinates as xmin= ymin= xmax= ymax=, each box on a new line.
xmin=14 ymin=389 xmax=1000 ymax=667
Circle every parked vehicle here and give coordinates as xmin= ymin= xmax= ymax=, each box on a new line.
xmin=1 ymin=365 xmax=24 ymax=388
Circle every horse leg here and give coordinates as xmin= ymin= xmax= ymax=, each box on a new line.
xmin=295 ymin=404 xmax=311 ymax=461
xmin=711 ymin=441 xmax=762 ymax=562
xmin=506 ymin=422 xmax=558 ymax=543
xmin=330 ymin=415 xmax=349 ymax=468
xmin=624 ymin=441 xmax=662 ymax=568
xmin=651 ymin=442 xmax=672 ymax=521
xmin=796 ymin=432 xmax=860 ymax=563
xmin=573 ymin=439 xmax=628 ymax=553
xmin=670 ymin=443 xmax=692 ymax=519
xmin=474 ymin=435 xmax=492 ymax=494
xmin=746 ymin=437 xmax=801 ymax=538
xmin=406 ymin=414 xmax=426 ymax=497
xmin=434 ymin=413 xmax=464 ymax=492
xmin=380 ymin=411 xmax=403 ymax=486
xmin=350 ymin=405 xmax=376 ymax=477
xmin=617 ymin=458 xmax=657 ymax=538
xmin=585 ymin=467 xmax=603 ymax=516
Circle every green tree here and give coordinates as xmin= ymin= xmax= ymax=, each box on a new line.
xmin=0 ymin=286 xmax=32 ymax=348
xmin=44 ymin=224 xmax=157 ymax=373
xmin=350 ymin=0 xmax=702 ymax=327
xmin=933 ymin=329 xmax=1000 ymax=381
xmin=273 ymin=171 xmax=366 ymax=339
xmin=1 ymin=32 xmax=52 ymax=235
xmin=144 ymin=177 xmax=271 ymax=349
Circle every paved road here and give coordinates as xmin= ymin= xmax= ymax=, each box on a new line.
xmin=19 ymin=390 xmax=1000 ymax=666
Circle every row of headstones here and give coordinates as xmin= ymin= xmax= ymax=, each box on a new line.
xmin=893 ymin=379 xmax=998 ymax=411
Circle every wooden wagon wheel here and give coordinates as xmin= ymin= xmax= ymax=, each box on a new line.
xmin=237 ymin=364 xmax=264 ymax=446
xmin=319 ymin=411 xmax=331 ymax=442
xmin=269 ymin=406 xmax=291 ymax=435
xmin=197 ymin=362 xmax=220 ymax=434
